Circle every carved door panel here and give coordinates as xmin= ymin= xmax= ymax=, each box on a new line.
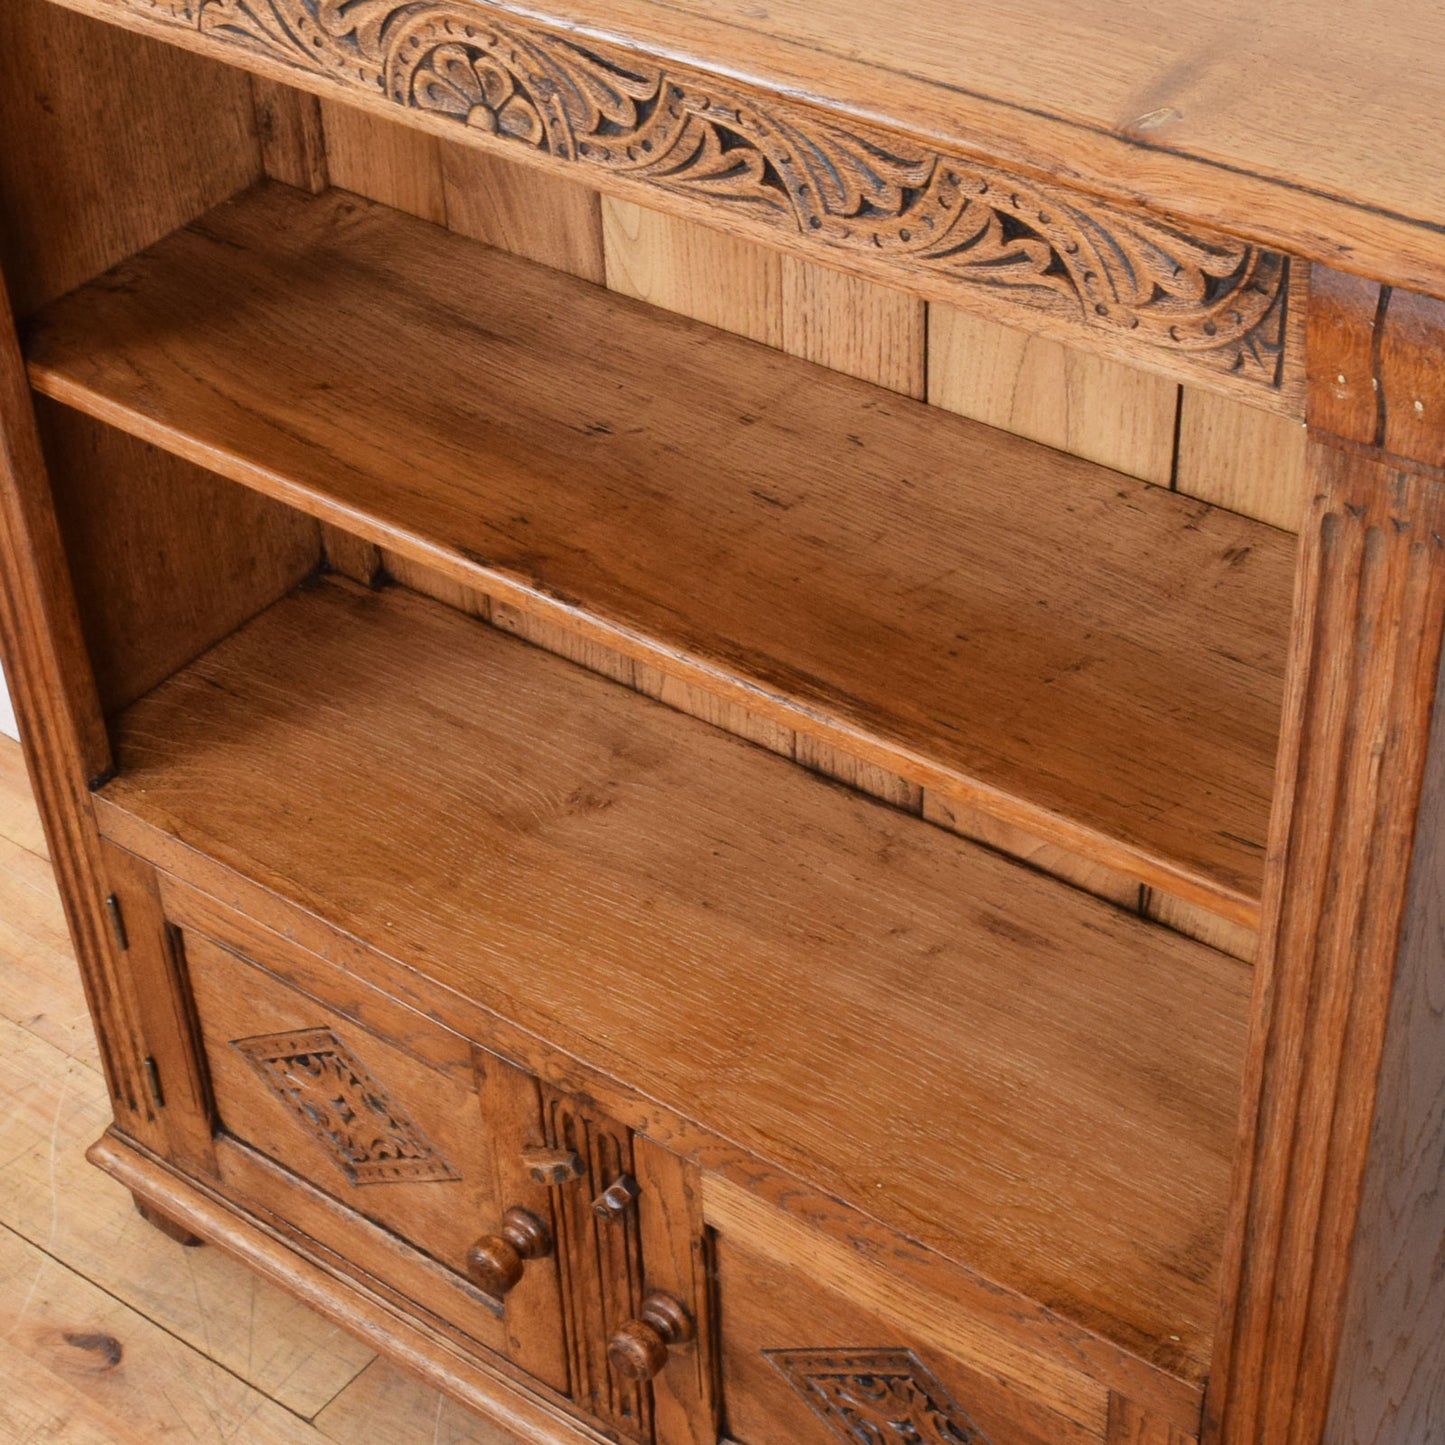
xmin=143 ymin=887 xmax=713 ymax=1437
xmin=715 ymin=1234 xmax=1122 ymax=1445
xmin=177 ymin=928 xmax=545 ymax=1373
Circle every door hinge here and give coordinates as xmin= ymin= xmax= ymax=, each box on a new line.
xmin=104 ymin=894 xmax=129 ymax=952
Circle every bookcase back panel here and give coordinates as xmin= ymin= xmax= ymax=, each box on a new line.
xmin=0 ymin=0 xmax=262 ymax=316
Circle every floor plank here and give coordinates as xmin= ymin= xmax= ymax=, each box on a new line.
xmin=0 ymin=833 xmax=98 ymax=1067
xmin=0 ymin=1331 xmax=155 ymax=1445
xmin=0 ymin=733 xmax=525 ymax=1441
xmin=315 ymin=1358 xmax=519 ymax=1445
xmin=0 ymin=1013 xmax=376 ymax=1420
xmin=0 ymin=1223 xmax=328 ymax=1443
xmin=0 ymin=736 xmax=46 ymax=858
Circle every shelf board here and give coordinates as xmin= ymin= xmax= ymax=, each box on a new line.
xmin=27 ymin=181 xmax=1294 ymax=925
xmin=94 ymin=576 xmax=1252 ymax=1383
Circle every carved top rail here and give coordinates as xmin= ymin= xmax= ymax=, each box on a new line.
xmin=48 ymin=0 xmax=1314 ymax=410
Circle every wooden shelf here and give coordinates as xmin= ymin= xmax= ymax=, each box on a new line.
xmin=26 ymin=181 xmax=1294 ymax=925
xmin=93 ymin=575 xmax=1252 ymax=1382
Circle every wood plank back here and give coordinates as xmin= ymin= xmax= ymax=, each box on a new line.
xmin=0 ymin=0 xmax=261 ymax=315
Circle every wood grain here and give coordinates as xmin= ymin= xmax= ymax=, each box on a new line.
xmin=90 ymin=1129 xmax=617 ymax=1445
xmin=98 ymin=839 xmax=216 ymax=1177
xmin=315 ymin=1357 xmax=520 ymax=1444
xmin=152 ymin=838 xmax=1206 ymax=1427
xmin=1107 ymin=1395 xmax=1197 ymax=1444
xmin=0 ymin=735 xmax=47 ymax=858
xmin=715 ymin=1232 xmax=1103 ymax=1445
xmin=780 ymin=258 xmax=925 ymax=397
xmin=474 ymin=1047 xmax=570 ymax=1396
xmin=0 ymin=1012 xmax=377 ymax=1420
xmin=1320 ymin=292 xmax=1445 ymax=1444
xmin=0 ymin=1226 xmax=325 ymax=1443
xmin=0 ymin=0 xmax=261 ymax=315
xmin=604 ymin=201 xmax=926 ymax=807
xmin=34 ymin=0 xmax=1342 ymax=402
xmin=251 ymin=76 xmax=328 ymax=193
xmin=441 ymin=142 xmax=605 ymax=284
xmin=0 ymin=247 xmax=169 ymax=1158
xmin=0 ymin=833 xmax=96 ymax=1064
xmin=1175 ymin=390 xmax=1310 ymax=531
xmin=1210 ymin=276 xmax=1445 ymax=1445
xmin=27 ymin=182 xmax=1294 ymax=923
xmin=603 ymin=198 xmax=783 ymax=347
xmin=922 ymin=788 xmax=1144 ymax=912
xmin=322 ymin=525 xmax=384 ymax=587
xmin=319 ymin=99 xmax=446 ymax=223
xmin=1324 ymin=621 xmax=1445 ymax=1443
xmin=95 ymin=575 xmax=1252 ymax=1382
xmin=37 ymin=398 xmax=322 ymax=714
xmin=632 ymin=1139 xmax=715 ymax=1445
xmin=929 ymin=307 xmax=1179 ymax=485
xmin=187 ymin=933 xmax=509 ymax=1302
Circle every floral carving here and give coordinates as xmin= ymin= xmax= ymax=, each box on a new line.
xmin=180 ymin=1 xmax=1295 ymax=389
xmin=234 ymin=1026 xmax=460 ymax=1185
xmin=767 ymin=1348 xmax=990 ymax=1445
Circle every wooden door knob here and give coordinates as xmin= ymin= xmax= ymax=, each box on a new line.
xmin=465 ymin=1207 xmax=552 ymax=1297
xmin=607 ymin=1292 xmax=695 ymax=1381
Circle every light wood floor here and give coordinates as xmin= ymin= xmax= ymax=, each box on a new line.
xmin=0 ymin=733 xmax=518 ymax=1443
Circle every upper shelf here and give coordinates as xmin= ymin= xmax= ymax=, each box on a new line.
xmin=26 ymin=182 xmax=1294 ymax=926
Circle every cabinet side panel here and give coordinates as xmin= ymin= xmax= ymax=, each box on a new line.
xmin=0 ymin=260 xmax=159 ymax=1144
xmin=37 ymin=401 xmax=323 ymax=715
xmin=1325 ymin=643 xmax=1445 ymax=1441
xmin=1211 ymin=272 xmax=1445 ymax=1445
xmin=0 ymin=0 xmax=262 ymax=315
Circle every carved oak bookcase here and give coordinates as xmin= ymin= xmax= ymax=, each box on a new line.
xmin=0 ymin=2 xmax=1441 ymax=1442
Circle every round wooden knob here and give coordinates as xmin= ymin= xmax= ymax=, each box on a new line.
xmin=466 ymin=1207 xmax=551 ymax=1297
xmin=607 ymin=1292 xmax=695 ymax=1381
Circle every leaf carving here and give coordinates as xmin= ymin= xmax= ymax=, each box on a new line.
xmin=180 ymin=0 xmax=1294 ymax=390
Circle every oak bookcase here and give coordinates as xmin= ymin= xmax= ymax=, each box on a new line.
xmin=0 ymin=3 xmax=1441 ymax=1442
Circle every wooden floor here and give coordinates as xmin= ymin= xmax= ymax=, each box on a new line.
xmin=0 ymin=733 xmax=518 ymax=1443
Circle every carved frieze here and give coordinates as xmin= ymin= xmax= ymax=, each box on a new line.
xmin=233 ymin=1025 xmax=460 ymax=1185
xmin=767 ymin=1348 xmax=990 ymax=1445
xmin=155 ymin=0 xmax=1297 ymax=395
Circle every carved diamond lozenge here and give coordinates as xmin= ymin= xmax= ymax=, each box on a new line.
xmin=234 ymin=1026 xmax=460 ymax=1185
xmin=766 ymin=1347 xmax=991 ymax=1445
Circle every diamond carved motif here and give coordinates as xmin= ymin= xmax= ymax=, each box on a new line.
xmin=766 ymin=1348 xmax=991 ymax=1445
xmin=233 ymin=1026 xmax=460 ymax=1186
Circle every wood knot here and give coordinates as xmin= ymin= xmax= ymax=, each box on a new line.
xmin=55 ymin=1330 xmax=124 ymax=1373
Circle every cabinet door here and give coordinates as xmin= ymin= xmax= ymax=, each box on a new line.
xmin=183 ymin=928 xmax=565 ymax=1380
xmin=111 ymin=857 xmax=715 ymax=1440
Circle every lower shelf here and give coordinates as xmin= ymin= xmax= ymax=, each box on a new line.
xmin=94 ymin=574 xmax=1251 ymax=1383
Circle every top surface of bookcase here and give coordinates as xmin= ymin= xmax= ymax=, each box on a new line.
xmin=503 ymin=0 xmax=1445 ymax=286
xmin=41 ymin=0 xmax=1445 ymax=323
